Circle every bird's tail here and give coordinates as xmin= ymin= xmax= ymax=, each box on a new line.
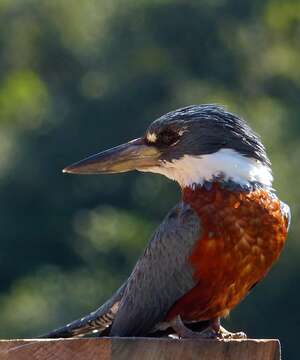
xmin=39 ymin=283 xmax=126 ymax=338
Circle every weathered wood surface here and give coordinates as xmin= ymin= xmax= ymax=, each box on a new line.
xmin=0 ymin=337 xmax=281 ymax=360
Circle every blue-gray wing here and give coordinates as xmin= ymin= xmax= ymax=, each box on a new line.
xmin=110 ymin=201 xmax=201 ymax=336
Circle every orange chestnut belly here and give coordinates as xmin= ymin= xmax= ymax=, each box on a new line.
xmin=167 ymin=237 xmax=273 ymax=321
xmin=166 ymin=185 xmax=288 ymax=322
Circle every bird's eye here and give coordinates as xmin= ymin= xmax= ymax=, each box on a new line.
xmin=157 ymin=129 xmax=180 ymax=146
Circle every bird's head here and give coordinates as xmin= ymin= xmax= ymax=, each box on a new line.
xmin=63 ymin=105 xmax=272 ymax=189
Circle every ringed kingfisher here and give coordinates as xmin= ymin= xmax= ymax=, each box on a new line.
xmin=43 ymin=104 xmax=290 ymax=339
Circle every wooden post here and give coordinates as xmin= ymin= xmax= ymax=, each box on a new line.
xmin=0 ymin=338 xmax=281 ymax=360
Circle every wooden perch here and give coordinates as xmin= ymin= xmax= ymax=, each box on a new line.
xmin=0 ymin=337 xmax=281 ymax=360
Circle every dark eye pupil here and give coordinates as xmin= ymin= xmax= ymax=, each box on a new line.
xmin=159 ymin=130 xmax=178 ymax=146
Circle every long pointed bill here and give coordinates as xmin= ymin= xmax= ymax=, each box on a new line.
xmin=63 ymin=138 xmax=161 ymax=174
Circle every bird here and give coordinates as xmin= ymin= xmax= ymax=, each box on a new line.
xmin=42 ymin=104 xmax=290 ymax=339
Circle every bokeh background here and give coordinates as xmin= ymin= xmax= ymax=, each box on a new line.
xmin=0 ymin=0 xmax=299 ymax=358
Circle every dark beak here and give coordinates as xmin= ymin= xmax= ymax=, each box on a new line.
xmin=63 ymin=138 xmax=161 ymax=174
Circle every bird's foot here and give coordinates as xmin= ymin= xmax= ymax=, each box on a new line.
xmin=211 ymin=317 xmax=247 ymax=340
xmin=216 ymin=325 xmax=247 ymax=339
xmin=171 ymin=316 xmax=247 ymax=340
xmin=171 ymin=316 xmax=217 ymax=339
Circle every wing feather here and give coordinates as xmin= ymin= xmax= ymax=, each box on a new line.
xmin=110 ymin=202 xmax=201 ymax=336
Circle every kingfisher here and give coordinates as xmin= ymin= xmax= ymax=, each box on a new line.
xmin=43 ymin=104 xmax=290 ymax=339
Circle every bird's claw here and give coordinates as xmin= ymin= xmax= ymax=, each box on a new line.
xmin=171 ymin=315 xmax=247 ymax=340
xmin=216 ymin=326 xmax=247 ymax=339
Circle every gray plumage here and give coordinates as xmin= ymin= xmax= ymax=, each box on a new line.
xmin=147 ymin=104 xmax=271 ymax=167
xmin=41 ymin=202 xmax=201 ymax=338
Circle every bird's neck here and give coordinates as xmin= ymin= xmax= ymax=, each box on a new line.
xmin=182 ymin=181 xmax=269 ymax=208
xmin=145 ymin=149 xmax=273 ymax=189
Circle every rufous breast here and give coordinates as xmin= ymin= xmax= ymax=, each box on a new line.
xmin=166 ymin=182 xmax=289 ymax=322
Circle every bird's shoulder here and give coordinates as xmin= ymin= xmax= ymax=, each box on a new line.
xmin=148 ymin=201 xmax=201 ymax=249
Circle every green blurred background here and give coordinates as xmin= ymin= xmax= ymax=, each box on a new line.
xmin=0 ymin=0 xmax=299 ymax=358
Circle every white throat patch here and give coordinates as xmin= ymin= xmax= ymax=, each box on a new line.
xmin=139 ymin=148 xmax=273 ymax=189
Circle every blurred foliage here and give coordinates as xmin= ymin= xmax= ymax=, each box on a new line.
xmin=0 ymin=0 xmax=299 ymax=358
